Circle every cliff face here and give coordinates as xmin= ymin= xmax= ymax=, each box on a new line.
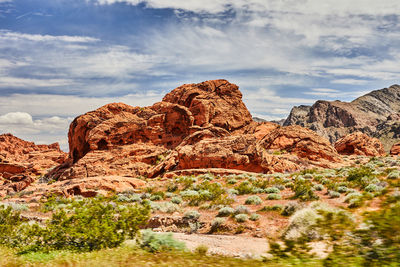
xmin=283 ymin=84 xmax=400 ymax=151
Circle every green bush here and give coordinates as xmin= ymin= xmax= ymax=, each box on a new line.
xmin=1 ymin=198 xmax=150 ymax=253
xmin=292 ymin=179 xmax=319 ymax=201
xmin=211 ymin=218 xmax=226 ymax=232
xmin=328 ymin=191 xmax=341 ymax=198
xmin=217 ymin=207 xmax=235 ymax=217
xmin=249 ymin=213 xmax=260 ymax=221
xmin=0 ymin=205 xmax=23 ymax=246
xmin=171 ymin=196 xmax=182 ymax=204
xmin=265 ymin=187 xmax=280 ymax=194
xmin=234 ymin=205 xmax=250 ymax=214
xmin=313 ymin=184 xmax=324 ymax=191
xmin=183 ymin=210 xmax=200 ymax=221
xmin=364 ymin=184 xmax=384 ymax=192
xmin=267 ymin=193 xmax=282 ymax=200
xmin=347 ymin=166 xmax=375 ymax=186
xmin=235 ymin=214 xmax=248 ymax=223
xmin=245 ymin=195 xmax=262 ymax=205
xmin=140 ymin=230 xmax=186 ymax=252
xmin=281 ymin=202 xmax=301 ymax=216
xmin=234 ymin=181 xmax=254 ymax=195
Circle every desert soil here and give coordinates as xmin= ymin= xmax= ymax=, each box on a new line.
xmin=171 ymin=232 xmax=269 ymax=258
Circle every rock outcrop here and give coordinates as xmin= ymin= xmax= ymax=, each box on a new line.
xmin=334 ymin=132 xmax=386 ymax=157
xmin=284 ymin=84 xmax=400 ymax=151
xmin=44 ymin=80 xmax=341 ymax=182
xmin=0 ymin=133 xmax=67 ymax=194
xmin=390 ymin=143 xmax=400 ymax=155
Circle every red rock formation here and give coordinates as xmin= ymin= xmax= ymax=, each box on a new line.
xmin=0 ymin=133 xmax=67 ymax=193
xmin=261 ymin=125 xmax=341 ymax=162
xmin=162 ymin=79 xmax=252 ymax=131
xmin=39 ymin=79 xmax=343 ymax=186
xmin=334 ymin=132 xmax=386 ymax=157
xmin=68 ymin=80 xmax=251 ymax=163
xmin=390 ymin=143 xmax=400 ymax=155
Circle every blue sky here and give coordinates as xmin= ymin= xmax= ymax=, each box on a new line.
xmin=0 ymin=0 xmax=399 ymax=150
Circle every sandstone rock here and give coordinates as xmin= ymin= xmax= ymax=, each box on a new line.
xmin=52 ymin=176 xmax=146 ymax=197
xmin=0 ymin=134 xmax=67 ymax=193
xmin=261 ymin=126 xmax=341 ymax=162
xmin=284 ymin=84 xmax=400 ymax=151
xmin=334 ymin=132 xmax=386 ymax=157
xmin=390 ymin=143 xmax=400 ymax=155
xmin=162 ymin=79 xmax=252 ymax=131
xmin=42 ymin=79 xmax=343 ymax=184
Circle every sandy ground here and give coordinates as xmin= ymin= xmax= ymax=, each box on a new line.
xmin=171 ymin=233 xmax=269 ymax=258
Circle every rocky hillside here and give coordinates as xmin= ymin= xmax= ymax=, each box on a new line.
xmin=283 ymin=84 xmax=400 ymax=151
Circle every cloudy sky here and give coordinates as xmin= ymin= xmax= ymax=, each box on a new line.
xmin=0 ymin=0 xmax=399 ymax=150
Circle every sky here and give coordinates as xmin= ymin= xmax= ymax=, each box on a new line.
xmin=0 ymin=0 xmax=399 ymax=150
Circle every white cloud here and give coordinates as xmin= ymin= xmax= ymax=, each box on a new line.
xmin=0 ymin=77 xmax=73 ymax=88
xmin=0 ymin=112 xmax=33 ymax=125
xmin=95 ymin=0 xmax=400 ymax=16
xmin=0 ymin=93 xmax=164 ymax=117
xmin=0 ymin=30 xmax=99 ymax=43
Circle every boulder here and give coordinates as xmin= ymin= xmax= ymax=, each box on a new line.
xmin=390 ymin=143 xmax=400 ymax=155
xmin=261 ymin=125 xmax=341 ymax=162
xmin=334 ymin=132 xmax=386 ymax=157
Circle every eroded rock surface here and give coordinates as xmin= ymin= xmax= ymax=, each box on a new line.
xmin=0 ymin=134 xmax=67 ymax=194
xmin=334 ymin=132 xmax=386 ymax=157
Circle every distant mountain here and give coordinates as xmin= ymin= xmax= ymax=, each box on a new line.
xmin=284 ymin=84 xmax=400 ymax=151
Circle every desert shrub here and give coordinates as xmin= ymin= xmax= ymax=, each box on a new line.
xmin=9 ymin=198 xmax=150 ymax=253
xmin=252 ymin=187 xmax=265 ymax=194
xmin=234 ymin=205 xmax=250 ymax=214
xmin=227 ymin=188 xmax=239 ymax=195
xmin=284 ymin=202 xmax=353 ymax=241
xmin=158 ymin=202 xmax=180 ymax=213
xmin=323 ymin=202 xmax=400 ymax=266
xmin=249 ymin=213 xmax=260 ymax=221
xmin=364 ymin=184 xmax=384 ymax=192
xmin=234 ymin=181 xmax=254 ymax=195
xmin=347 ymin=166 xmax=375 ymax=186
xmin=337 ymin=186 xmax=348 ymax=193
xmin=328 ymin=191 xmax=341 ymax=198
xmin=177 ymin=176 xmax=197 ymax=189
xmin=181 ymin=181 xmax=225 ymax=206
xmin=313 ymin=184 xmax=324 ymax=191
xmin=267 ymin=193 xmax=282 ymax=200
xmin=227 ymin=178 xmax=238 ymax=184
xmin=117 ymin=193 xmax=142 ymax=203
xmin=140 ymin=230 xmax=186 ymax=252
xmin=150 ymin=194 xmax=163 ymax=201
xmin=292 ymin=179 xmax=319 ymax=201
xmin=281 ymin=202 xmax=301 ymax=216
xmin=166 ymin=183 xmax=178 ymax=192
xmin=235 ymin=214 xmax=248 ymax=223
xmin=183 ymin=210 xmax=200 ymax=221
xmin=387 ymin=170 xmax=400 ymax=180
xmin=2 ymin=202 xmax=28 ymax=211
xmin=260 ymin=204 xmax=283 ymax=212
xmin=198 ymin=173 xmax=214 ymax=181
xmin=210 ymin=218 xmax=226 ymax=232
xmin=217 ymin=207 xmax=235 ymax=217
xmin=171 ymin=196 xmax=182 ymax=204
xmin=194 ymin=244 xmax=209 ymax=255
xmin=245 ymin=195 xmax=262 ymax=205
xmin=265 ymin=187 xmax=280 ymax=194
xmin=0 ymin=205 xmax=23 ymax=246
